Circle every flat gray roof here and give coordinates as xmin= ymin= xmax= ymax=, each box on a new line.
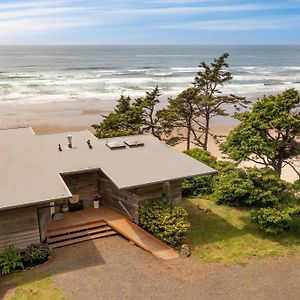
xmin=0 ymin=127 xmax=216 ymax=210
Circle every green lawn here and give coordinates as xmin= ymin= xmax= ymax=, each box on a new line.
xmin=182 ymin=197 xmax=300 ymax=264
xmin=0 ymin=272 xmax=65 ymax=300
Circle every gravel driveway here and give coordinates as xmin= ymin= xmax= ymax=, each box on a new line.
xmin=39 ymin=235 xmax=300 ymax=300
xmin=1 ymin=235 xmax=299 ymax=300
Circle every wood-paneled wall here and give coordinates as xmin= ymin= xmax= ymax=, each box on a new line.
xmin=0 ymin=206 xmax=40 ymax=252
xmin=38 ymin=206 xmax=51 ymax=242
xmin=0 ymin=172 xmax=183 ymax=251
xmin=62 ymin=171 xmax=99 ymax=207
xmin=130 ymin=180 xmax=182 ymax=203
xmin=98 ymin=171 xmax=140 ymax=222
xmin=98 ymin=170 xmax=182 ymax=223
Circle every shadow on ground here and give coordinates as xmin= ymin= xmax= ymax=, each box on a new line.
xmin=0 ymin=240 xmax=106 ymax=299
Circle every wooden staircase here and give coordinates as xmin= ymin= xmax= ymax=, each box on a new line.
xmin=47 ymin=220 xmax=117 ymax=248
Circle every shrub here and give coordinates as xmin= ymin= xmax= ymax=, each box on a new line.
xmin=252 ymin=206 xmax=300 ymax=234
xmin=214 ymin=169 xmax=254 ymax=206
xmin=182 ymin=149 xmax=217 ymax=196
xmin=0 ymin=245 xmax=23 ymax=275
xmin=139 ymin=200 xmax=190 ymax=248
xmin=214 ymin=167 xmax=292 ymax=208
xmin=292 ymin=179 xmax=300 ymax=193
xmin=246 ymin=168 xmax=291 ymax=207
xmin=23 ymin=243 xmax=51 ymax=265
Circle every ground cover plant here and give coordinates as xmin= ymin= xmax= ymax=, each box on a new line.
xmin=183 ymin=144 xmax=300 ymax=235
xmin=0 ymin=246 xmax=23 ymax=275
xmin=0 ymin=271 xmax=65 ymax=300
xmin=23 ymin=244 xmax=52 ymax=268
xmin=182 ymin=198 xmax=300 ymax=264
xmin=0 ymin=244 xmax=51 ymax=276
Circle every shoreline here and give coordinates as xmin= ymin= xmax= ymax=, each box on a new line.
xmin=0 ymin=99 xmax=238 ymax=131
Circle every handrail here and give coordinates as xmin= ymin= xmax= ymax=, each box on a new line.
xmin=118 ymin=200 xmax=132 ymax=219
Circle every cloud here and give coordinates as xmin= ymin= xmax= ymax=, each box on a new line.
xmin=112 ymin=3 xmax=292 ymax=16
xmin=0 ymin=0 xmax=299 ymax=42
xmin=161 ymin=17 xmax=295 ymax=31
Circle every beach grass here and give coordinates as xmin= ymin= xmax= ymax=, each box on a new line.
xmin=0 ymin=271 xmax=65 ymax=300
xmin=182 ymin=198 xmax=300 ymax=265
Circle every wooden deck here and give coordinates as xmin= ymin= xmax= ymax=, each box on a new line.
xmin=47 ymin=206 xmax=179 ymax=260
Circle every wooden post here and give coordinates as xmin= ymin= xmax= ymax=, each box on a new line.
xmin=162 ymin=181 xmax=171 ymax=204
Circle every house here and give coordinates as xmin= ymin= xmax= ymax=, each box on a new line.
xmin=0 ymin=127 xmax=216 ymax=252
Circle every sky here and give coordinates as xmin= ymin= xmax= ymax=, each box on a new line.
xmin=0 ymin=0 xmax=300 ymax=45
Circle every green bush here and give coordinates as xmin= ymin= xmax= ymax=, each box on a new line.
xmin=252 ymin=206 xmax=300 ymax=234
xmin=0 ymin=245 xmax=23 ymax=275
xmin=215 ymin=167 xmax=291 ymax=208
xmin=292 ymin=179 xmax=300 ymax=193
xmin=23 ymin=243 xmax=51 ymax=265
xmin=214 ymin=168 xmax=254 ymax=206
xmin=182 ymin=149 xmax=217 ymax=196
xmin=139 ymin=200 xmax=190 ymax=248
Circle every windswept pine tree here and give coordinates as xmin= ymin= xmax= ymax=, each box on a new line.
xmin=221 ymin=88 xmax=300 ymax=178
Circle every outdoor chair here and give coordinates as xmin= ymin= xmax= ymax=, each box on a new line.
xmin=68 ymin=194 xmax=84 ymax=212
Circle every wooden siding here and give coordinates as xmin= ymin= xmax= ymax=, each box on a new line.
xmin=98 ymin=171 xmax=140 ymax=222
xmin=98 ymin=172 xmax=183 ymax=223
xmin=62 ymin=171 xmax=99 ymax=207
xmin=169 ymin=180 xmax=182 ymax=203
xmin=130 ymin=180 xmax=182 ymax=203
xmin=38 ymin=206 xmax=51 ymax=242
xmin=0 ymin=206 xmax=40 ymax=252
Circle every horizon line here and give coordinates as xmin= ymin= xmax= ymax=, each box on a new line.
xmin=1 ymin=43 xmax=300 ymax=46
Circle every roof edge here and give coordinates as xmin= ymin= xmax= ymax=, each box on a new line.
xmin=118 ymin=169 xmax=218 ymax=190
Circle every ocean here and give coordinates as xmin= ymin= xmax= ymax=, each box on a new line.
xmin=0 ymin=45 xmax=300 ymax=104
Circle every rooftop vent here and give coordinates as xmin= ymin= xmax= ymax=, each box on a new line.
xmin=67 ymin=135 xmax=73 ymax=149
xmin=87 ymin=139 xmax=93 ymax=149
xmin=124 ymin=139 xmax=144 ymax=148
xmin=106 ymin=140 xmax=126 ymax=150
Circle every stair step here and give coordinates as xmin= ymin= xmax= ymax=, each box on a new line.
xmin=47 ymin=221 xmax=107 ymax=237
xmin=48 ymin=226 xmax=113 ymax=243
xmin=50 ymin=230 xmax=118 ymax=248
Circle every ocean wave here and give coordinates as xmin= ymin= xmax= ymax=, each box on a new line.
xmin=135 ymin=54 xmax=194 ymax=57
xmin=171 ymin=67 xmax=199 ymax=73
xmin=1 ymin=67 xmax=300 ymax=104
xmin=284 ymin=66 xmax=300 ymax=70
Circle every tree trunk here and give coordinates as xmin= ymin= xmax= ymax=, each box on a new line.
xmin=203 ymin=113 xmax=210 ymax=150
xmin=187 ymin=125 xmax=191 ymax=150
xmin=273 ymin=159 xmax=283 ymax=178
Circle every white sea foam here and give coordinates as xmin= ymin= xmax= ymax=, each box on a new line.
xmin=170 ymin=67 xmax=199 ymax=73
xmin=1 ymin=47 xmax=300 ymax=104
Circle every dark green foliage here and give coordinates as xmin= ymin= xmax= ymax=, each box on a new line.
xmin=192 ymin=53 xmax=248 ymax=150
xmin=158 ymin=87 xmax=199 ymax=149
xmin=92 ymin=87 xmax=163 ymax=139
xmin=182 ymin=149 xmax=217 ymax=196
xmin=133 ymin=86 xmax=162 ymax=139
xmin=139 ymin=200 xmax=190 ymax=248
xmin=23 ymin=243 xmax=51 ymax=264
xmin=221 ymin=88 xmax=300 ymax=177
xmin=252 ymin=206 xmax=300 ymax=234
xmin=184 ymin=148 xmax=217 ymax=167
xmin=215 ymin=167 xmax=291 ymax=207
xmin=0 ymin=245 xmax=23 ymax=275
xmin=292 ymin=179 xmax=300 ymax=193
xmin=214 ymin=168 xmax=253 ymax=206
xmin=92 ymin=95 xmax=142 ymax=138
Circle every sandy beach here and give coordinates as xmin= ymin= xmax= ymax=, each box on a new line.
xmin=0 ymin=101 xmax=298 ymax=183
